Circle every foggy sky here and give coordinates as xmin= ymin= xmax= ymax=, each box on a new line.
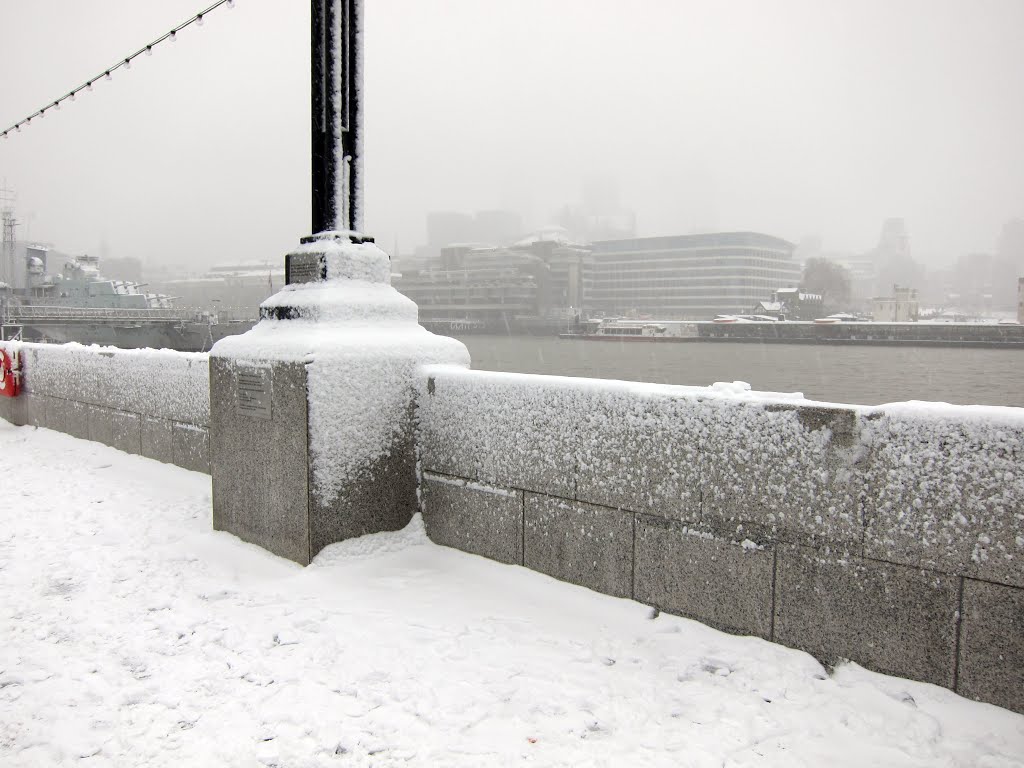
xmin=1 ymin=0 xmax=1022 ymax=272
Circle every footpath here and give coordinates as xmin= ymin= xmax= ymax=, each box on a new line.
xmin=0 ymin=422 xmax=1021 ymax=767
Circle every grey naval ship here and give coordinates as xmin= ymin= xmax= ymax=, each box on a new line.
xmin=0 ymin=246 xmax=255 ymax=351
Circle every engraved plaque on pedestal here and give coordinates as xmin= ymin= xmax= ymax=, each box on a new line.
xmin=236 ymin=367 xmax=272 ymax=420
xmin=285 ymin=252 xmax=327 ymax=285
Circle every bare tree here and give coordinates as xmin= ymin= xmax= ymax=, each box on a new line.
xmin=802 ymin=258 xmax=852 ymax=310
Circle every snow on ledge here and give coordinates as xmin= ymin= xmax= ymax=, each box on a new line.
xmin=1 ymin=340 xmax=209 ymax=425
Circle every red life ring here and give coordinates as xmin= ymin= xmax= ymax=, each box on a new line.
xmin=0 ymin=349 xmax=20 ymax=397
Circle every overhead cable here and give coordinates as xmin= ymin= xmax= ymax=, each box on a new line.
xmin=1 ymin=0 xmax=236 ymax=140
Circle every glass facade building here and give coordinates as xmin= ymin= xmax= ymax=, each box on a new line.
xmin=587 ymin=232 xmax=800 ymax=319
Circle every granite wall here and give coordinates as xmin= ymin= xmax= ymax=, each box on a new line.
xmin=416 ymin=366 xmax=1024 ymax=714
xmin=0 ymin=342 xmax=210 ymax=473
xmin=1 ymin=342 xmax=1020 ymax=713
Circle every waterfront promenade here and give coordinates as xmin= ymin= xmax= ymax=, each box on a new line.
xmin=2 ymin=421 xmax=1022 ymax=767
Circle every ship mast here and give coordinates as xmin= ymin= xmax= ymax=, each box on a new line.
xmin=0 ymin=186 xmax=17 ymax=288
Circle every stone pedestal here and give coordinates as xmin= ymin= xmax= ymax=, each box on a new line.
xmin=209 ymin=232 xmax=469 ymax=565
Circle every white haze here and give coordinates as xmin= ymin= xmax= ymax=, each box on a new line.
xmin=0 ymin=0 xmax=1022 ymax=271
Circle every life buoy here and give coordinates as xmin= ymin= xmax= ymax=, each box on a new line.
xmin=0 ymin=349 xmax=20 ymax=397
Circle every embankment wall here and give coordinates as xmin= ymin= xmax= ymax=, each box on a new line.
xmin=416 ymin=366 xmax=1024 ymax=713
xmin=0 ymin=342 xmax=1020 ymax=713
xmin=0 ymin=342 xmax=210 ymax=473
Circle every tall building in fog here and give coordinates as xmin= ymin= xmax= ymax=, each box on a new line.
xmin=587 ymin=232 xmax=799 ymax=319
xmin=998 ymin=218 xmax=1024 ymax=271
xmin=424 ymin=210 xmax=523 ymax=256
xmin=553 ymin=177 xmax=637 ymax=243
xmin=425 ymin=211 xmax=476 ymax=252
xmin=871 ymin=218 xmax=922 ymax=298
xmin=874 ymin=218 xmax=911 ymax=263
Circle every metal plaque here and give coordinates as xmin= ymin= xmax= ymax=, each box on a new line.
xmin=286 ymin=252 xmax=326 ymax=285
xmin=236 ymin=368 xmax=272 ymax=420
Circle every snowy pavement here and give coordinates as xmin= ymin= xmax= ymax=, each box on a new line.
xmin=1 ymin=423 xmax=1022 ymax=767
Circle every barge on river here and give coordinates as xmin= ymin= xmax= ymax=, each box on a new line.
xmin=559 ymin=317 xmax=1024 ymax=348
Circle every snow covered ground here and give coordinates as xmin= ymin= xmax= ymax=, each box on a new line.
xmin=1 ymin=422 xmax=1022 ymax=767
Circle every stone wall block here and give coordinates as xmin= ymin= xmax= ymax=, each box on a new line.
xmin=141 ymin=417 xmax=174 ymax=464
xmin=65 ymin=401 xmax=90 ymax=440
xmin=307 ymin=428 xmax=418 ymax=557
xmin=957 ymin=578 xmax=1024 ymax=714
xmin=702 ymin=402 xmax=865 ymax=550
xmin=171 ymin=422 xmax=210 ymax=473
xmin=774 ymin=545 xmax=959 ymax=688
xmin=110 ymin=411 xmax=142 ymax=455
xmin=87 ymin=405 xmax=114 ymax=447
xmin=1 ymin=392 xmax=32 ymax=427
xmin=23 ymin=393 xmax=45 ymax=428
xmin=421 ymin=473 xmax=523 ymax=565
xmin=862 ymin=410 xmax=1024 ymax=588
xmin=523 ymin=493 xmax=633 ymax=598
xmin=418 ymin=371 xmax=576 ymax=498
xmin=576 ymin=391 xmax=702 ymax=520
xmin=211 ymin=359 xmax=310 ymax=564
xmin=635 ymin=514 xmax=774 ymax=639
xmin=45 ymin=396 xmax=69 ymax=434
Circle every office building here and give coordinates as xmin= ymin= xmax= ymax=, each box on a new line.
xmin=586 ymin=232 xmax=799 ymax=319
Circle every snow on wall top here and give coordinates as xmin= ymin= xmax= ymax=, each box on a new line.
xmin=1 ymin=341 xmax=209 ymax=426
xmin=861 ymin=406 xmax=1024 ymax=587
xmin=418 ymin=366 xmax=1024 ymax=586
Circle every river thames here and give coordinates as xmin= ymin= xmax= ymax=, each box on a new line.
xmin=454 ymin=335 xmax=1024 ymax=407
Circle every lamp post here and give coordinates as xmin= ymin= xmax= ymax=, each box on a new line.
xmin=208 ymin=0 xmax=470 ymax=565
xmin=311 ymin=0 xmax=362 ymax=235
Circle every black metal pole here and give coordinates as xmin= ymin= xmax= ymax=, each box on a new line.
xmin=311 ymin=0 xmax=362 ymax=235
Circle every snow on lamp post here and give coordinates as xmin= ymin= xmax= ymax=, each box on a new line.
xmin=207 ymin=1 xmax=470 ymax=565
xmin=311 ymin=0 xmax=362 ymax=235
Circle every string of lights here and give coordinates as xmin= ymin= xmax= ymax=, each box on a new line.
xmin=1 ymin=0 xmax=236 ymax=140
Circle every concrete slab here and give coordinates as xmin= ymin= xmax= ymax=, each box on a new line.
xmin=421 ymin=473 xmax=523 ymax=565
xmin=141 ymin=417 xmax=173 ymax=464
xmin=172 ymin=422 xmax=210 ymax=474
xmin=635 ymin=514 xmax=774 ymax=639
xmin=575 ymin=392 xmax=701 ymax=520
xmin=774 ymin=545 xmax=959 ymax=687
xmin=958 ymin=578 xmax=1024 ymax=714
xmin=524 ymin=493 xmax=633 ymax=598
xmin=110 ymin=411 xmax=142 ymax=456
xmin=702 ymin=403 xmax=865 ymax=551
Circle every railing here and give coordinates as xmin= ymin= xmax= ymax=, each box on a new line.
xmin=2 ymin=305 xmax=209 ymax=324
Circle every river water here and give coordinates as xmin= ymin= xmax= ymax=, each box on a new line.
xmin=454 ymin=335 xmax=1024 ymax=407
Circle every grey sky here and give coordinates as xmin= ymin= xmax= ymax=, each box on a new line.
xmin=1 ymin=0 xmax=1022 ymax=271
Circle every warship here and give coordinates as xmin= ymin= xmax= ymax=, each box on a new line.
xmin=0 ymin=246 xmax=255 ymax=351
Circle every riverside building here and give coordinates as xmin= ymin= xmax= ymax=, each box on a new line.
xmin=587 ymin=232 xmax=800 ymax=319
xmin=393 ymin=231 xmax=800 ymax=328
